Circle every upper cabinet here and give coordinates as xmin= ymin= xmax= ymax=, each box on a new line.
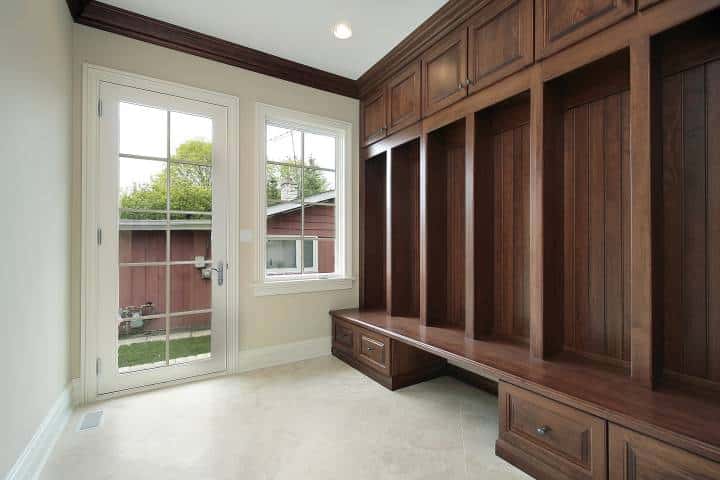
xmin=422 ymin=28 xmax=468 ymax=116
xmin=468 ymin=0 xmax=533 ymax=94
xmin=361 ymin=88 xmax=387 ymax=147
xmin=535 ymin=0 xmax=635 ymax=59
xmin=386 ymin=61 xmax=422 ymax=135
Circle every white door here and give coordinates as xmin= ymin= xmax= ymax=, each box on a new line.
xmin=96 ymin=82 xmax=229 ymax=394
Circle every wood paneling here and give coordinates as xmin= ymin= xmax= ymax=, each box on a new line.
xmin=422 ymin=28 xmax=468 ymax=116
xmin=535 ymin=0 xmax=635 ymax=59
xmin=659 ymin=57 xmax=720 ymax=386
xmin=425 ymin=120 xmax=466 ymax=328
xmin=609 ymin=424 xmax=720 ymax=479
xmin=75 ymin=2 xmax=358 ymax=98
xmin=562 ymin=90 xmax=631 ymax=366
xmin=467 ymin=0 xmax=533 ymax=94
xmin=389 ymin=140 xmax=420 ymax=317
xmin=362 ymin=154 xmax=387 ymax=309
xmin=361 ymin=88 xmax=387 ymax=147
xmin=387 ymin=62 xmax=422 ymax=135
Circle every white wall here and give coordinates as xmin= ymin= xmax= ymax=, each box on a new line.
xmin=0 ymin=0 xmax=74 ymax=475
xmin=71 ymin=25 xmax=360 ymax=378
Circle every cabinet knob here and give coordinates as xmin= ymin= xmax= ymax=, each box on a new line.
xmin=536 ymin=425 xmax=550 ymax=436
xmin=458 ymin=83 xmax=464 ymax=90
xmin=367 ymin=346 xmax=374 ymax=352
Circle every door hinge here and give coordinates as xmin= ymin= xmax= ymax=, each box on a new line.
xmin=97 ymin=227 xmax=102 ymax=245
xmin=97 ymin=99 xmax=103 ymax=118
xmin=96 ymin=358 xmax=101 ymax=375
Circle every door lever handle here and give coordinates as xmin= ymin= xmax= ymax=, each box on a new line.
xmin=210 ymin=261 xmax=224 ymax=286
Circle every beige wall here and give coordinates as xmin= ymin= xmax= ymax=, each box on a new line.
xmin=71 ymin=25 xmax=360 ymax=378
xmin=0 ymin=0 xmax=74 ymax=475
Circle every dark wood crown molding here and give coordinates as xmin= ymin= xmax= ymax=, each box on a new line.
xmin=357 ymin=0 xmax=490 ymax=98
xmin=66 ymin=1 xmax=358 ymax=98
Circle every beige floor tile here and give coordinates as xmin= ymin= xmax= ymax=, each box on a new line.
xmin=40 ymin=356 xmax=530 ymax=480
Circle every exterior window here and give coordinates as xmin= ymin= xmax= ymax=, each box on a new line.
xmin=257 ymin=104 xmax=351 ymax=290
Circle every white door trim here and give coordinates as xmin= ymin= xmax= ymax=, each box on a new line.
xmin=81 ymin=64 xmax=240 ymax=404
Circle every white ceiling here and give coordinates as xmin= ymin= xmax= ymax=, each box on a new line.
xmin=103 ymin=0 xmax=449 ymax=79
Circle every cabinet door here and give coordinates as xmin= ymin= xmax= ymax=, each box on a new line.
xmin=361 ymin=88 xmax=387 ymax=146
xmin=386 ymin=61 xmax=422 ymax=135
xmin=422 ymin=28 xmax=468 ymax=116
xmin=468 ymin=0 xmax=533 ymax=94
xmin=609 ymin=425 xmax=720 ymax=479
xmin=535 ymin=0 xmax=635 ymax=59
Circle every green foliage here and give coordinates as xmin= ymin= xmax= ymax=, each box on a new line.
xmin=120 ymin=139 xmax=212 ymax=218
xmin=266 ymin=156 xmax=331 ymax=206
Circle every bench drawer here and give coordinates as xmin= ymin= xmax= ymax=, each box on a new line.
xmin=356 ymin=329 xmax=390 ymax=375
xmin=498 ymin=382 xmax=607 ymax=480
xmin=332 ymin=318 xmax=354 ymax=354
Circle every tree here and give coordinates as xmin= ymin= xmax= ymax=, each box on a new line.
xmin=265 ymin=155 xmax=331 ymax=206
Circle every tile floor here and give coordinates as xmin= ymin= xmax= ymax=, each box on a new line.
xmin=41 ymin=356 xmax=531 ymax=479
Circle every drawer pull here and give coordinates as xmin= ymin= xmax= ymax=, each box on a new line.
xmin=367 ymin=346 xmax=374 ymax=352
xmin=536 ymin=425 xmax=551 ymax=436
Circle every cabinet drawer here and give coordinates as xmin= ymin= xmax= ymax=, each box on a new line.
xmin=332 ymin=318 xmax=354 ymax=354
xmin=356 ymin=329 xmax=390 ymax=375
xmin=609 ymin=424 xmax=720 ymax=480
xmin=498 ymin=382 xmax=607 ymax=480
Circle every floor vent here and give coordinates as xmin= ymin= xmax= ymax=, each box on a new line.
xmin=78 ymin=410 xmax=104 ymax=431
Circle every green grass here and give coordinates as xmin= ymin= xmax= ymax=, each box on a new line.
xmin=118 ymin=335 xmax=210 ymax=368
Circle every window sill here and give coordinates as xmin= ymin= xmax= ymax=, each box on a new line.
xmin=253 ymin=277 xmax=354 ymax=296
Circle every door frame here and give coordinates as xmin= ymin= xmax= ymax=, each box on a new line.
xmin=81 ymin=64 xmax=240 ymax=404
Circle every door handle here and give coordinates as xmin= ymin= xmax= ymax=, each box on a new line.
xmin=210 ymin=261 xmax=224 ymax=286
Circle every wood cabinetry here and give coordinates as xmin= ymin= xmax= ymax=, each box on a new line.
xmin=361 ymin=88 xmax=387 ymax=147
xmin=386 ymin=61 xmax=421 ymax=135
xmin=330 ymin=316 xmax=445 ymax=390
xmin=422 ymin=28 xmax=468 ymax=116
xmin=467 ymin=0 xmax=533 ymax=94
xmin=535 ymin=0 xmax=635 ymax=59
xmin=609 ymin=425 xmax=720 ymax=479
xmin=498 ymin=383 xmax=607 ymax=480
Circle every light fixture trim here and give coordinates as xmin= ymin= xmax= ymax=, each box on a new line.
xmin=332 ymin=22 xmax=353 ymax=40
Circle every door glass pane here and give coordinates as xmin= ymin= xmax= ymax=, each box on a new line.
xmin=169 ymin=163 xmax=212 ymax=213
xmin=119 ymin=230 xmax=166 ymax=263
xmin=266 ymin=125 xmax=301 ymax=165
xmin=119 ymin=102 xmax=167 ymax=158
xmin=119 ymin=157 xmax=167 ymax=213
xmin=170 ymin=112 xmax=213 ymax=164
xmin=304 ymin=132 xmax=335 ymax=169
xmin=169 ymin=313 xmax=212 ymax=365
xmin=170 ymin=264 xmax=211 ymax=312
xmin=170 ymin=229 xmax=211 ymax=262
xmin=119 ymin=266 xmax=166 ymax=316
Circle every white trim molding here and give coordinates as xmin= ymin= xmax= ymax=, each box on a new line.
xmin=237 ymin=336 xmax=332 ymax=373
xmin=5 ymin=386 xmax=72 ymax=480
xmin=255 ymin=103 xmax=353 ymax=296
xmin=81 ymin=63 xmax=241 ymax=402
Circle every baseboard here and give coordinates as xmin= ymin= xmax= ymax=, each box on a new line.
xmin=236 ymin=336 xmax=331 ymax=373
xmin=5 ymin=385 xmax=72 ymax=480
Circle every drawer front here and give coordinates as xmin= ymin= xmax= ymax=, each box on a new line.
xmin=499 ymin=382 xmax=607 ymax=480
xmin=332 ymin=318 xmax=354 ymax=354
xmin=356 ymin=328 xmax=390 ymax=375
xmin=609 ymin=424 xmax=720 ymax=480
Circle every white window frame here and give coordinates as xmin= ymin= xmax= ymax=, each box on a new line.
xmin=265 ymin=235 xmax=319 ymax=275
xmin=255 ymin=103 xmax=353 ymax=296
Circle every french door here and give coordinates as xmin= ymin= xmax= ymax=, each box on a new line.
xmin=95 ymin=81 xmax=229 ymax=394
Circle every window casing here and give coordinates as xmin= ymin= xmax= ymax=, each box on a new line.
xmin=256 ymin=104 xmax=352 ymax=292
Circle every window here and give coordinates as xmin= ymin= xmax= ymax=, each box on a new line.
xmin=256 ymin=104 xmax=352 ymax=295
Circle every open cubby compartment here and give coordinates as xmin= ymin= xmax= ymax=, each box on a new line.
xmin=472 ymin=92 xmax=531 ymax=346
xmin=388 ymin=139 xmax=421 ymax=317
xmin=425 ymin=118 xmax=466 ymax=330
xmin=542 ymin=50 xmax=632 ymax=371
xmin=362 ymin=152 xmax=387 ymax=310
xmin=651 ymin=9 xmax=720 ymax=392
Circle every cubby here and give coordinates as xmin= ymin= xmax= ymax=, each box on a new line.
xmin=388 ymin=140 xmax=420 ymax=317
xmin=425 ymin=119 xmax=466 ymax=329
xmin=542 ymin=51 xmax=632 ymax=370
xmin=472 ymin=93 xmax=531 ymax=345
xmin=362 ymin=152 xmax=387 ymax=310
xmin=651 ymin=10 xmax=720 ymax=392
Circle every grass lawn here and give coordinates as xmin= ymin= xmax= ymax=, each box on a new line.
xmin=119 ymin=335 xmax=211 ymax=368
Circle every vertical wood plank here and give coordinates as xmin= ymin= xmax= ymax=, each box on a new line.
xmin=630 ymin=37 xmax=655 ymax=387
xmin=708 ymin=60 xmax=720 ymax=382
xmin=574 ymin=104 xmax=590 ymax=354
xmin=420 ymin=133 xmax=429 ymax=325
xmin=494 ymin=134 xmax=504 ymax=335
xmin=517 ymin=125 xmax=531 ymax=338
xmin=385 ymin=149 xmax=393 ymax=312
xmin=465 ymin=113 xmax=476 ymax=338
xmin=563 ymin=110 xmax=576 ymax=351
xmin=662 ymin=72 xmax=684 ymax=374
xmin=529 ymin=70 xmax=545 ymax=358
xmin=588 ymin=99 xmax=606 ymax=356
xmin=502 ymin=130 xmax=516 ymax=336
xmin=682 ymin=65 xmax=708 ymax=379
xmin=621 ymin=91 xmax=632 ymax=362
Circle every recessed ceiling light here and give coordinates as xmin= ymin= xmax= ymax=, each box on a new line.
xmin=332 ymin=22 xmax=352 ymax=40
